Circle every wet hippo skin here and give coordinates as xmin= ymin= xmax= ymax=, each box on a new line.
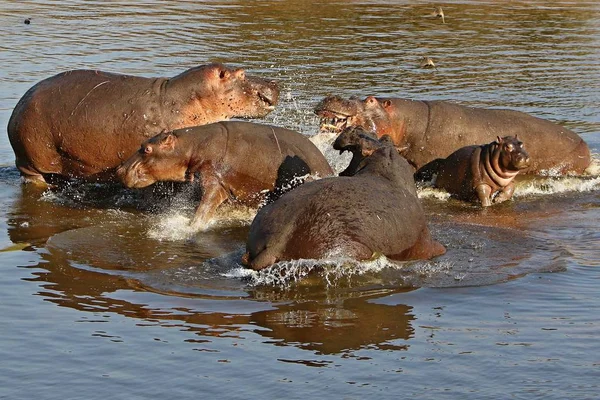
xmin=243 ymin=130 xmax=445 ymax=270
xmin=416 ymin=136 xmax=531 ymax=206
xmin=316 ymin=95 xmax=590 ymax=175
xmin=8 ymin=63 xmax=279 ymax=184
xmin=117 ymin=121 xmax=333 ymax=230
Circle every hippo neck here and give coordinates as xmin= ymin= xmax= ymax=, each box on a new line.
xmin=481 ymin=144 xmax=519 ymax=187
xmin=383 ymin=98 xmax=430 ymax=147
xmin=162 ymin=80 xmax=230 ymax=128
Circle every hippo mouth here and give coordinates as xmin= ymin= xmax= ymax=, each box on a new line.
xmin=258 ymin=91 xmax=276 ymax=111
xmin=317 ymin=111 xmax=354 ymax=133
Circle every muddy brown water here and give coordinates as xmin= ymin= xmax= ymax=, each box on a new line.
xmin=1 ymin=1 xmax=599 ymax=399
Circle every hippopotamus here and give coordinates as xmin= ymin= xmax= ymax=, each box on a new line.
xmin=332 ymin=126 xmax=394 ymax=176
xmin=416 ymin=136 xmax=530 ymax=206
xmin=242 ymin=130 xmax=445 ymax=270
xmin=117 ymin=121 xmax=333 ymax=229
xmin=315 ymin=95 xmax=590 ymax=175
xmin=7 ymin=63 xmax=279 ymax=184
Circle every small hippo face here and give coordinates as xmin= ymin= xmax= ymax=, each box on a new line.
xmin=497 ymin=136 xmax=530 ymax=171
xmin=334 ymin=127 xmax=396 ymax=177
xmin=333 ymin=126 xmax=380 ymax=155
xmin=186 ymin=63 xmax=280 ymax=119
xmin=117 ymin=133 xmax=187 ymax=188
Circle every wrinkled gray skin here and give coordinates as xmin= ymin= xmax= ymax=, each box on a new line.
xmin=8 ymin=63 xmax=279 ymax=184
xmin=332 ymin=126 xmax=394 ymax=176
xmin=117 ymin=121 xmax=333 ymax=230
xmin=316 ymin=95 xmax=591 ymax=175
xmin=243 ymin=134 xmax=445 ymax=270
xmin=417 ymin=136 xmax=531 ymax=206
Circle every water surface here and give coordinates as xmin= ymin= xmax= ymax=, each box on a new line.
xmin=1 ymin=1 xmax=599 ymax=399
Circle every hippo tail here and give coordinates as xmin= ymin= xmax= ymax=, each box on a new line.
xmin=414 ymin=158 xmax=445 ymax=183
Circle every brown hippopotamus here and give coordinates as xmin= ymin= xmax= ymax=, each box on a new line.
xmin=416 ymin=136 xmax=530 ymax=206
xmin=315 ymin=95 xmax=590 ymax=175
xmin=117 ymin=121 xmax=333 ymax=229
xmin=242 ymin=130 xmax=445 ymax=270
xmin=7 ymin=63 xmax=279 ymax=184
xmin=332 ymin=126 xmax=393 ymax=176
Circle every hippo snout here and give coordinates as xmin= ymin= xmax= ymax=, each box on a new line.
xmin=117 ymin=159 xmax=151 ymax=188
xmin=513 ymin=151 xmax=531 ymax=169
xmin=249 ymin=76 xmax=280 ymax=109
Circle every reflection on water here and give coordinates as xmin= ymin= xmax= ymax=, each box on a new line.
xmin=1 ymin=1 xmax=600 ymax=398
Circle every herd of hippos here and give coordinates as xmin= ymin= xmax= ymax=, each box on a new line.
xmin=6 ymin=63 xmax=593 ymax=271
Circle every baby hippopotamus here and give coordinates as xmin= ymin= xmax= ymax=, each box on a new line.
xmin=416 ymin=136 xmax=530 ymax=206
xmin=117 ymin=121 xmax=333 ymax=229
xmin=242 ymin=129 xmax=445 ymax=271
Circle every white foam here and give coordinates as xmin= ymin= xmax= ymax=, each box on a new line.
xmin=514 ymin=176 xmax=600 ymax=197
xmin=237 ymin=255 xmax=402 ymax=288
xmin=147 ymin=204 xmax=257 ymax=241
xmin=417 ymin=186 xmax=452 ymax=201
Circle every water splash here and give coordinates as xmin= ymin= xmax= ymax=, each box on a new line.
xmin=514 ymin=175 xmax=600 ymax=197
xmin=147 ymin=204 xmax=257 ymax=241
xmin=233 ymin=255 xmax=402 ymax=288
xmin=309 ymin=131 xmax=352 ymax=174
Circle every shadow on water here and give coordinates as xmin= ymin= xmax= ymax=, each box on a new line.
xmin=4 ymin=163 xmax=584 ymax=356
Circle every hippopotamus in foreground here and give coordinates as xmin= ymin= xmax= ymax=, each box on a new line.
xmin=117 ymin=121 xmax=333 ymax=229
xmin=242 ymin=129 xmax=446 ymax=271
xmin=416 ymin=136 xmax=530 ymax=206
xmin=8 ymin=63 xmax=279 ymax=184
xmin=315 ymin=95 xmax=590 ymax=175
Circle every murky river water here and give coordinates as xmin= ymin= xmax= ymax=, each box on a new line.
xmin=1 ymin=1 xmax=599 ymax=399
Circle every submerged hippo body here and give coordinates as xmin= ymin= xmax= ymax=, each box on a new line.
xmin=417 ymin=136 xmax=530 ymax=206
xmin=243 ymin=132 xmax=445 ymax=271
xmin=117 ymin=121 xmax=333 ymax=229
xmin=8 ymin=63 xmax=279 ymax=184
xmin=315 ymin=96 xmax=590 ymax=175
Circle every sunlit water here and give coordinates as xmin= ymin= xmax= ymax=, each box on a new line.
xmin=1 ymin=1 xmax=599 ymax=399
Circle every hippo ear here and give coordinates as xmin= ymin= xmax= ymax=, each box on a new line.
xmin=382 ymin=100 xmax=392 ymax=109
xmin=496 ymin=136 xmax=503 ymax=144
xmin=159 ymin=134 xmax=177 ymax=150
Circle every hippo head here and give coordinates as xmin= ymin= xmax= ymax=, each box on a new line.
xmin=117 ymin=132 xmax=188 ymax=188
xmin=496 ymin=136 xmax=531 ymax=171
xmin=315 ymin=95 xmax=395 ymax=139
xmin=172 ymin=63 xmax=280 ymax=120
xmin=355 ymin=143 xmax=417 ymax=194
xmin=334 ymin=127 xmax=395 ymax=176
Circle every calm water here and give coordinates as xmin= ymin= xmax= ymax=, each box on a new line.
xmin=1 ymin=1 xmax=600 ymax=399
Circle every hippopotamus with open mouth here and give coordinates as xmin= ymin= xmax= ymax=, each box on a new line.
xmin=315 ymin=95 xmax=590 ymax=175
xmin=242 ymin=128 xmax=445 ymax=271
xmin=8 ymin=63 xmax=279 ymax=184
xmin=117 ymin=121 xmax=333 ymax=230
xmin=332 ymin=126 xmax=394 ymax=176
xmin=416 ymin=136 xmax=531 ymax=206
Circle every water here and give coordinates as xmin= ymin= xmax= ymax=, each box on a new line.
xmin=1 ymin=1 xmax=600 ymax=399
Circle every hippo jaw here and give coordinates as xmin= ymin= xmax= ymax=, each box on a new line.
xmin=249 ymin=76 xmax=279 ymax=114
xmin=117 ymin=159 xmax=157 ymax=189
xmin=315 ymin=96 xmax=363 ymax=133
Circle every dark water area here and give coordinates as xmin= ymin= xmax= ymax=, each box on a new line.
xmin=1 ymin=1 xmax=600 ymax=399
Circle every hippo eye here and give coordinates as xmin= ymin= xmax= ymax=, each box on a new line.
xmin=506 ymin=144 xmax=514 ymax=151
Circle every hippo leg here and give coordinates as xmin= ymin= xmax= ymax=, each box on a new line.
xmin=391 ymin=227 xmax=446 ymax=260
xmin=16 ymin=164 xmax=48 ymax=186
xmin=493 ymin=182 xmax=515 ymax=204
xmin=190 ymin=170 xmax=229 ymax=230
xmin=475 ymin=184 xmax=493 ymax=207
